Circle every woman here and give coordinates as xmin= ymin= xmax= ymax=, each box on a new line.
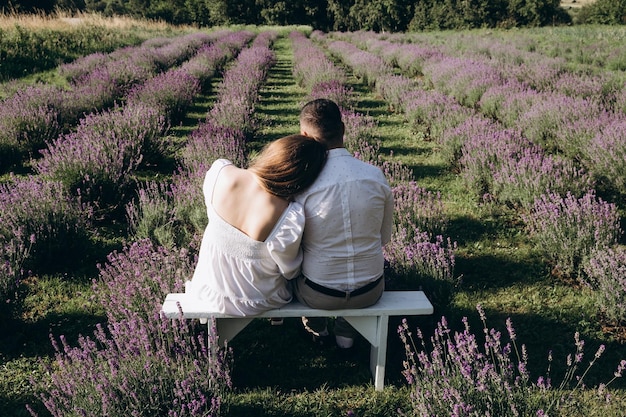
xmin=188 ymin=134 xmax=328 ymax=316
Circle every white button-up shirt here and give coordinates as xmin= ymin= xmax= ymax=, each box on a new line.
xmin=295 ymin=148 xmax=394 ymax=291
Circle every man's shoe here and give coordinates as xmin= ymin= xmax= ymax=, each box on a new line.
xmin=335 ymin=335 xmax=354 ymax=349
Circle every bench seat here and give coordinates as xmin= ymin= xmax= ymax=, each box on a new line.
xmin=161 ymin=290 xmax=433 ymax=390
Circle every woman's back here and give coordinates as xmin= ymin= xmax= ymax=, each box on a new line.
xmin=211 ymin=164 xmax=288 ymax=242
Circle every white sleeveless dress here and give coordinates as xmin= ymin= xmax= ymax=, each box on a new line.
xmin=188 ymin=159 xmax=305 ymax=316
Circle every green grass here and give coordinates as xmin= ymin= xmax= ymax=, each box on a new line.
xmin=1 ymin=25 xmax=625 ymax=417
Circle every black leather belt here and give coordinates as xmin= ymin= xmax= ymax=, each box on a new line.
xmin=303 ymin=276 xmax=383 ymax=298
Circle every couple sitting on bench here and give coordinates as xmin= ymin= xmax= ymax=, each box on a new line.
xmin=186 ymin=98 xmax=394 ymax=350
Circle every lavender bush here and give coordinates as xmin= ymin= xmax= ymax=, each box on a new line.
xmin=126 ymin=181 xmax=178 ymax=248
xmin=170 ymin=168 xmax=209 ymax=242
xmin=0 ymin=225 xmax=32 ymax=302
xmin=459 ymin=128 xmax=530 ymax=199
xmin=403 ymin=89 xmax=472 ymax=142
xmin=28 ymin=239 xmax=230 ymax=417
xmin=36 ymin=103 xmax=167 ymax=216
xmin=94 ymin=239 xmax=191 ymax=323
xmin=309 ymin=80 xmax=355 ymax=110
xmin=384 ymin=229 xmax=457 ymax=307
xmin=423 ymin=57 xmax=502 ymax=108
xmin=208 ymin=45 xmax=275 ymax=136
xmin=583 ymin=118 xmax=626 ymax=195
xmin=291 ymin=31 xmax=347 ymax=92
xmin=0 ymin=175 xmax=92 ymax=273
xmin=399 ymin=305 xmax=626 ymax=416
xmin=29 ymin=315 xmax=228 ymax=417
xmin=327 ymin=40 xmax=391 ymax=86
xmin=583 ymin=247 xmax=626 ymax=326
xmin=521 ymin=191 xmax=623 ymax=280
xmin=0 ymin=84 xmax=61 ymax=170
xmin=375 ymin=74 xmax=421 ymax=113
xmin=180 ymin=121 xmax=248 ymax=176
xmin=392 ymin=181 xmax=447 ymax=238
xmin=440 ymin=115 xmax=502 ymax=168
xmin=127 ymin=68 xmax=201 ymax=124
xmin=491 ymin=148 xmax=594 ymax=209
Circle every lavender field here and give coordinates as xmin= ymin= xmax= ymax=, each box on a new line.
xmin=1 ymin=18 xmax=625 ymax=417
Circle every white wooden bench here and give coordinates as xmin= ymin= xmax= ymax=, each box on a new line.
xmin=161 ymin=289 xmax=433 ymax=391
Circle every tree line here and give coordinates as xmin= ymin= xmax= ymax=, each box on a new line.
xmin=1 ymin=0 xmax=624 ymax=31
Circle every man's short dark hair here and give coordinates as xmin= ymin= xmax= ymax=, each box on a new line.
xmin=300 ymin=99 xmax=344 ymax=145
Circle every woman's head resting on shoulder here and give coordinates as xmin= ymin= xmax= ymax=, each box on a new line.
xmin=249 ymin=134 xmax=328 ymax=200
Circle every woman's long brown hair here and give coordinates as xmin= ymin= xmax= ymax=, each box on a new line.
xmin=248 ymin=134 xmax=327 ymax=199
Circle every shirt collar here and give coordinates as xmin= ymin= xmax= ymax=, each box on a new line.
xmin=328 ymin=147 xmax=351 ymax=157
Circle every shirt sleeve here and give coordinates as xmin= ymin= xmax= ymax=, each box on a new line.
xmin=381 ymin=181 xmax=394 ymax=246
xmin=266 ymin=203 xmax=305 ymax=280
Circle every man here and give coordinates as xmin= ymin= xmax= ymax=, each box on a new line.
xmin=293 ymin=98 xmax=394 ymax=349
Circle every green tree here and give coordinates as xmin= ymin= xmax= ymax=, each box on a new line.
xmin=185 ymin=0 xmax=211 ymax=26
xmin=577 ymin=0 xmax=626 ymax=24
xmin=506 ymin=0 xmax=563 ymax=26
xmin=348 ymin=0 xmax=408 ymax=32
xmin=205 ymin=0 xmax=230 ymax=25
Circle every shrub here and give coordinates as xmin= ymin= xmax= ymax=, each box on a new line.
xmin=126 ymin=181 xmax=178 ymax=249
xmin=309 ymin=80 xmax=355 ymax=110
xmin=459 ymin=127 xmax=529 ymax=199
xmin=180 ymin=121 xmax=248 ymax=176
xmin=404 ymin=89 xmax=472 ymax=142
xmin=491 ymin=149 xmax=594 ymax=209
xmin=36 ymin=103 xmax=167 ymax=216
xmin=440 ymin=115 xmax=501 ymax=168
xmin=424 ymin=57 xmax=503 ymax=108
xmin=583 ymin=247 xmax=626 ymax=326
xmin=291 ymin=31 xmax=347 ymax=91
xmin=576 ymin=0 xmax=626 ymax=25
xmin=28 ymin=239 xmax=230 ymax=417
xmin=327 ymin=40 xmax=391 ymax=86
xmin=127 ymin=68 xmax=201 ymax=124
xmin=516 ymin=93 xmax=599 ymax=152
xmin=521 ymin=191 xmax=623 ymax=280
xmin=393 ymin=181 xmax=447 ymax=239
xmin=398 ymin=305 xmax=626 ymax=417
xmin=29 ymin=315 xmax=228 ymax=417
xmin=341 ymin=109 xmax=379 ymax=164
xmin=384 ymin=230 xmax=457 ymax=307
xmin=171 ymin=168 xmax=209 ymax=244
xmin=375 ymin=74 xmax=420 ymax=113
xmin=208 ymin=46 xmax=275 ymax=136
xmin=0 ymin=225 xmax=33 ymax=302
xmin=583 ymin=118 xmax=626 ymax=195
xmin=94 ymin=239 xmax=192 ymax=322
xmin=0 ymin=84 xmax=61 ymax=171
xmin=0 ymin=175 xmax=92 ymax=273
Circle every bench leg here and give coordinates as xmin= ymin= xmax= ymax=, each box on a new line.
xmin=214 ymin=317 xmax=254 ymax=346
xmin=343 ymin=315 xmax=389 ymax=391
xmin=370 ymin=315 xmax=389 ymax=391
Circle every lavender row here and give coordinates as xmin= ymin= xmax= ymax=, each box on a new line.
xmin=343 ymin=29 xmax=626 ymax=113
xmin=352 ymin=32 xmax=626 ymax=197
xmin=0 ymin=32 xmax=218 ymax=174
